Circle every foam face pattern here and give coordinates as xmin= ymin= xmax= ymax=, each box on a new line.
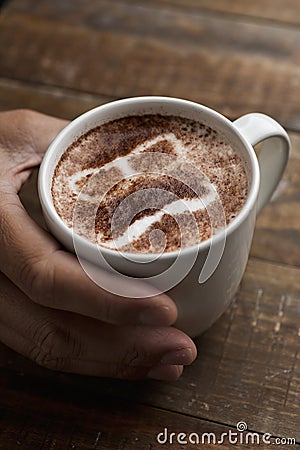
xmin=52 ymin=115 xmax=248 ymax=253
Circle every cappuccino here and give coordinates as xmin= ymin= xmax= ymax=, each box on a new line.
xmin=52 ymin=115 xmax=248 ymax=253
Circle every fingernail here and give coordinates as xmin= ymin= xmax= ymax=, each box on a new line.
xmin=147 ymin=365 xmax=183 ymax=381
xmin=139 ymin=305 xmax=173 ymax=326
xmin=160 ymin=348 xmax=194 ymax=365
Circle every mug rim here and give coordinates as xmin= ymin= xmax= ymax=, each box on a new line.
xmin=38 ymin=96 xmax=260 ymax=261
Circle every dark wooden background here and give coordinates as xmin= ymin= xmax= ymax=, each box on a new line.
xmin=0 ymin=1 xmax=299 ymax=448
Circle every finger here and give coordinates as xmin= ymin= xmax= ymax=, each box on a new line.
xmin=0 ymin=192 xmax=177 ymax=326
xmin=0 ymin=272 xmax=197 ymax=380
xmin=42 ymin=315 xmax=196 ymax=379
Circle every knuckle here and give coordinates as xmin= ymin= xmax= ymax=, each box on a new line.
xmin=29 ymin=319 xmax=82 ymax=372
xmin=151 ymin=327 xmax=178 ymax=344
xmin=99 ymin=293 xmax=117 ymax=324
xmin=113 ymin=327 xmax=176 ymax=379
xmin=123 ymin=346 xmax=141 ymax=366
xmin=114 ymin=343 xmax=146 ymax=379
xmin=28 ymin=321 xmax=60 ymax=369
xmin=18 ymin=257 xmax=42 ymax=297
xmin=28 ymin=257 xmax=58 ymax=308
xmin=100 ymin=294 xmax=139 ymax=325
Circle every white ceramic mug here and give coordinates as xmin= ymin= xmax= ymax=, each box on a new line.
xmin=38 ymin=97 xmax=290 ymax=337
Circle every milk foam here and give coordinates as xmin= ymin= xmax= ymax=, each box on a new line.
xmin=52 ymin=115 xmax=248 ymax=252
xmin=69 ymin=134 xmax=181 ymax=201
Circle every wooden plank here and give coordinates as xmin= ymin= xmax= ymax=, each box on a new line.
xmin=0 ymin=370 xmax=287 ymax=450
xmin=4 ymin=0 xmax=300 ymax=27
xmin=0 ymin=78 xmax=114 ymax=120
xmin=1 ymin=4 xmax=300 ymax=130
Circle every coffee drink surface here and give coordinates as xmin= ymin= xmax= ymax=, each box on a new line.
xmin=52 ymin=115 xmax=248 ymax=253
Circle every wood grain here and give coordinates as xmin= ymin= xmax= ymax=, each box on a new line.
xmin=1 ymin=2 xmax=300 ymax=130
xmin=5 ymin=0 xmax=300 ymax=26
xmin=2 ymin=369 xmax=298 ymax=450
xmin=0 ymin=78 xmax=113 ymax=119
xmin=136 ymin=0 xmax=300 ymax=26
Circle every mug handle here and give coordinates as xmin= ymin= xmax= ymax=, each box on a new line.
xmin=233 ymin=113 xmax=290 ymax=214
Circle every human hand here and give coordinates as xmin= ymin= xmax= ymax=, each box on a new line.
xmin=0 ymin=109 xmax=197 ymax=380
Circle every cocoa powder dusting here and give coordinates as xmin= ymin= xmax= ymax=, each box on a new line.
xmin=51 ymin=114 xmax=248 ymax=253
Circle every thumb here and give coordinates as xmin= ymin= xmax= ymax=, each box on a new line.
xmin=27 ymin=110 xmax=69 ymax=156
xmin=0 ymin=109 xmax=68 ymax=191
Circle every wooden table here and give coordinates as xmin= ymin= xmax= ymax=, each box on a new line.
xmin=0 ymin=1 xmax=299 ymax=448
